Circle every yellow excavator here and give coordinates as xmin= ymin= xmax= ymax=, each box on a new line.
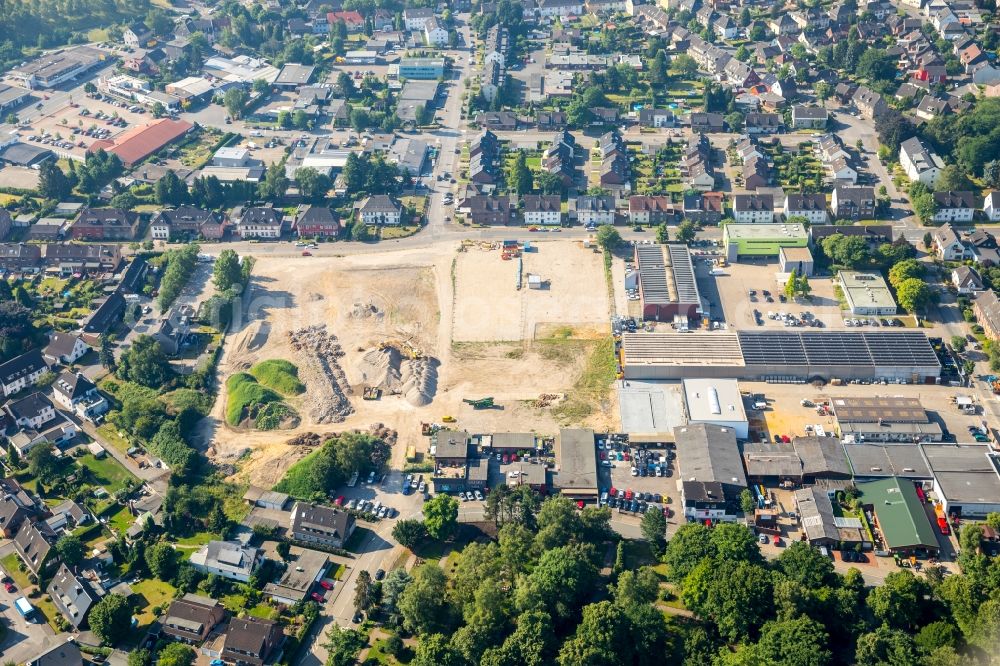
xmin=378 ymin=340 xmax=423 ymax=360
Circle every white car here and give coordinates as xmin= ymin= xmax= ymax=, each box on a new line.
xmin=631 ymin=467 xmax=639 ymax=477
xmin=507 ymin=470 xmax=521 ymax=478
xmin=474 ymin=490 xmax=484 ymax=501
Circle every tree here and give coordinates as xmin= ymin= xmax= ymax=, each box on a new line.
xmin=650 ymin=51 xmax=669 ymax=87
xmin=295 ymin=167 xmax=331 ymax=201
xmin=56 ymin=535 xmax=84 ymax=566
xmin=118 ymin=335 xmax=170 ymax=388
xmin=414 ymin=104 xmax=434 ymax=126
xmin=820 ymin=234 xmax=871 ymax=268
xmin=776 ymin=541 xmax=835 ymax=588
xmin=887 ymin=258 xmax=925 ymax=288
xmin=595 ymin=224 xmax=621 ymax=251
xmin=815 ymin=81 xmax=831 ymax=103
xmin=640 ymin=509 xmax=666 ymax=555
xmin=223 ymin=87 xmax=248 ymax=120
xmin=950 ymin=335 xmax=967 ymax=353
xmin=516 ymin=545 xmax=597 ymax=622
xmin=935 ymin=164 xmax=975 ymax=193
xmin=536 ymin=171 xmax=566 ymax=196
xmin=275 ymin=541 xmax=290 ymax=560
xmin=213 ymin=249 xmax=244 ymax=292
xmin=785 ymin=268 xmax=800 ymax=300
xmin=154 ymin=170 xmax=188 ymax=206
xmin=670 ymin=54 xmax=698 ymax=78
xmin=855 ymin=626 xmax=918 ymax=666
xmin=28 ymin=444 xmax=61 ymax=483
xmin=911 ymin=190 xmax=938 ymax=223
xmin=258 ymin=163 xmax=289 ymax=201
xmin=675 ymin=220 xmax=697 ymax=244
xmin=915 ymin=621 xmax=961 ymax=655
xmin=508 ymin=151 xmax=533 ymax=195
xmin=753 ymin=616 xmax=832 ymax=666
xmin=399 ymin=563 xmax=452 ymax=635
xmin=655 ymin=224 xmax=669 ymax=244
xmin=877 ymin=238 xmax=916 ymax=266
xmin=896 ymin=277 xmax=933 ymax=313
xmin=145 ymin=541 xmax=180 ymax=580
xmin=38 ymin=160 xmax=71 ymax=200
xmin=411 ymin=634 xmax=463 ymax=666
xmin=324 ymin=625 xmax=367 ymax=666
xmin=867 ymin=570 xmax=930 ymax=630
xmin=89 ymin=594 xmax=132 ymax=644
xmin=613 ymin=568 xmax=660 ymax=608
xmin=393 ymin=519 xmax=428 ymax=549
xmin=128 ymin=649 xmax=151 ymax=666
xmin=984 ymin=159 xmax=1000 ymax=189
xmin=663 ymin=523 xmax=714 ymax=581
xmin=740 ymin=488 xmax=756 ymax=515
xmin=157 ymin=643 xmax=195 ymax=666
xmin=710 ymin=522 xmax=761 ymax=564
xmin=558 ymin=601 xmax=632 ymax=666
xmin=354 ymin=569 xmax=375 ymax=614
xmin=423 ymin=494 xmax=459 ymax=540
xmin=681 ymin=559 xmax=773 ymax=642
xmin=923 ymin=231 xmax=934 ymax=250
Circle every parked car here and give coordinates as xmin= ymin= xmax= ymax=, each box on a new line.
xmin=311 ymin=592 xmax=325 ymax=603
xmin=319 ymin=580 xmax=333 ymax=590
xmin=374 ymin=569 xmax=386 ymax=581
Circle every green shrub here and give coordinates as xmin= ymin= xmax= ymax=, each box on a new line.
xmin=249 ymin=359 xmax=305 ymax=396
xmin=254 ymin=403 xmax=295 ymax=430
xmin=225 ymin=373 xmax=282 ymax=426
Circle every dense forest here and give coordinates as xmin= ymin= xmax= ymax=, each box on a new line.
xmin=350 ymin=494 xmax=1000 ymax=666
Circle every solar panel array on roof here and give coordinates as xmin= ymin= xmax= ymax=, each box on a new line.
xmin=801 ymin=331 xmax=870 ymax=365
xmin=864 ymin=331 xmax=939 ymax=366
xmin=635 ymin=244 xmax=672 ymax=304
xmin=737 ymin=332 xmax=807 ymax=365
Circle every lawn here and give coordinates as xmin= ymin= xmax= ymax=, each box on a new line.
xmin=0 ymin=553 xmax=31 ymax=589
xmin=410 ymin=539 xmax=449 ymax=564
xmin=380 ymin=226 xmax=422 ymax=240
xmin=132 ymin=578 xmax=177 ymax=628
xmin=222 ymin=593 xmax=248 ymax=613
xmin=103 ymin=504 xmax=135 ymax=535
xmin=174 ymin=531 xmax=216 ymax=546
xmin=77 ymin=452 xmax=138 ymax=494
xmin=249 ymin=359 xmax=305 ymax=396
xmin=249 ymin=603 xmax=280 ymax=620
xmin=96 ymin=423 xmax=132 ymax=456
xmin=366 ymin=638 xmax=410 ymax=664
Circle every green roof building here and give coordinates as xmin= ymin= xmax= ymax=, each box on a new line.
xmin=858 ymin=476 xmax=939 ymax=555
xmin=723 ymin=223 xmax=808 ymax=261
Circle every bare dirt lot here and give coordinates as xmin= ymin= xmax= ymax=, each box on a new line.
xmin=205 ymin=241 xmax=617 ymax=487
xmin=0 ymin=166 xmax=40 ymax=190
xmin=452 ymin=241 xmax=610 ymax=342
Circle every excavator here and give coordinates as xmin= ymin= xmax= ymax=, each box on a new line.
xmin=463 ymin=397 xmax=495 ymax=409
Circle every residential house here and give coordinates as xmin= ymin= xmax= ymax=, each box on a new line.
xmin=290 ymin=502 xmax=356 ymax=548
xmin=785 ymin=193 xmax=828 ymax=224
xmin=190 ymin=541 xmax=263 ymax=582
xmin=952 ymin=265 xmax=984 ymax=294
xmin=745 ymin=113 xmax=782 ymax=134
xmin=222 ymin=617 xmax=284 ymax=666
xmin=150 ymin=206 xmax=226 ymax=241
xmin=831 ymin=186 xmax=876 ymax=220
xmin=523 ymin=195 xmax=562 ymax=226
xmin=235 ymin=206 xmax=283 ymax=239
xmin=742 ymin=155 xmax=771 ymax=191
xmin=791 ymin=105 xmax=829 ymax=129
xmin=0 ymin=349 xmax=48 ymax=398
xmin=984 ymin=191 xmax=1000 ymax=222
xmin=475 ymin=111 xmax=517 ymax=131
xmin=466 ymin=196 xmax=518 ymax=226
xmin=44 ymin=499 xmax=90 ymax=533
xmin=689 ymin=112 xmax=725 ymax=132
xmin=932 ymin=191 xmax=976 ymax=223
xmin=69 ymin=208 xmax=140 ymax=241
xmin=152 ymin=306 xmax=193 ymax=356
xmin=973 ymin=290 xmax=1000 ymax=340
xmin=24 ymin=639 xmax=84 ymax=666
xmin=629 ymin=195 xmax=680 ymax=226
xmin=638 ymin=108 xmax=675 ymax=128
xmin=358 ymin=195 xmax=402 ymax=226
xmin=852 ymin=86 xmax=889 ymax=119
xmin=915 ymin=52 xmax=948 ymax=84
xmin=683 ymin=191 xmax=724 ymax=225
xmin=12 ymin=520 xmax=54 ymax=577
xmin=574 ymin=195 xmax=616 ymax=227
xmin=900 ymin=137 xmax=944 ymax=187
xmin=535 ymin=0 xmax=585 ymax=16
xmin=0 ymin=497 xmax=30 ymax=538
xmin=47 ymin=564 xmax=98 ymax=629
xmin=402 ymin=7 xmax=434 ymax=30
xmin=914 ymin=95 xmax=950 ymax=122
xmin=43 ymin=332 xmax=89 ymax=366
xmin=769 ymin=14 xmax=798 ymax=35
xmin=162 ymin=594 xmax=227 ymax=644
xmin=829 ymin=155 xmax=858 ymax=185
xmin=537 ymin=110 xmax=567 ymax=130
xmin=732 ymin=194 xmax=775 ymax=223
xmin=294 ymin=205 xmax=340 ymax=239
xmin=966 ymin=229 xmax=1000 ymax=266
xmin=933 ymin=223 xmax=968 ymax=260
xmin=600 ymin=153 xmax=631 ymax=190
xmin=0 ymin=243 xmax=42 ymax=272
xmin=424 ymin=17 xmax=449 ymax=46
xmin=123 ymin=23 xmax=153 ymax=49
xmin=52 ymin=372 xmax=107 ymax=421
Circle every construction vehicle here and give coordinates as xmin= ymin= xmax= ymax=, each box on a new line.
xmin=421 ymin=422 xmax=442 ymax=436
xmin=442 ymin=416 xmax=456 ymax=423
xmin=378 ymin=340 xmax=423 ymax=360
xmin=362 ymin=387 xmax=382 ymax=400
xmin=934 ymin=503 xmax=950 ymax=535
xmin=992 ymin=379 xmax=1000 ymax=395
xmin=463 ymin=397 xmax=495 ymax=409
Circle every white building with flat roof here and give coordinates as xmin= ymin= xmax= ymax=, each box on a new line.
xmin=682 ymin=378 xmax=749 ymax=439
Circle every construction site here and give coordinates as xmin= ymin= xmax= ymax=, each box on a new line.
xmin=206 ymin=241 xmax=619 ymax=488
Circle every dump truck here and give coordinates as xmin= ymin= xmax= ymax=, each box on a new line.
xmin=463 ymin=397 xmax=495 ymax=409
xmin=934 ymin=504 xmax=950 ymax=535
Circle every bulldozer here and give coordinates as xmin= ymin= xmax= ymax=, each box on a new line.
xmin=463 ymin=397 xmax=495 ymax=409
xmin=442 ymin=415 xmax=456 ymax=423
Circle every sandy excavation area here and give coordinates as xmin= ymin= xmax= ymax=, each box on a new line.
xmin=204 ymin=241 xmax=616 ymax=487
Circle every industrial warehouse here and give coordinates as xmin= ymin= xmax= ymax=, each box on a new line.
xmin=634 ymin=243 xmax=702 ymax=323
xmin=620 ymin=330 xmax=942 ymax=382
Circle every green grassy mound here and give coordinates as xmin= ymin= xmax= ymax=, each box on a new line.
xmin=225 ymin=373 xmax=283 ymax=426
xmin=249 ymin=359 xmax=306 ymax=396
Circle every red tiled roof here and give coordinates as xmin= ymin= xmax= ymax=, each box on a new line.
xmin=328 ymin=10 xmax=364 ymax=25
xmin=90 ymin=119 xmax=193 ymax=167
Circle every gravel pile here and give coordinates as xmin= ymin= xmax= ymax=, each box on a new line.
xmin=356 ymin=347 xmax=403 ymax=393
xmin=288 ymin=325 xmax=354 ymax=423
xmin=401 ymin=357 xmax=439 ymax=407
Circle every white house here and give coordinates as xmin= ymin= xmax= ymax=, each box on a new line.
xmin=784 ymin=193 xmax=828 ymax=224
xmin=732 ymin=194 xmax=775 ymax=224
xmin=5 ymin=392 xmax=56 ymax=430
xmin=952 ymin=265 xmax=985 ymax=294
xmin=189 ymin=541 xmax=263 ymax=582
xmin=574 ymin=195 xmax=616 ymax=226
xmin=359 ymin=195 xmax=403 ymax=226
xmin=523 ymin=195 xmax=562 ymax=226
xmin=900 ymin=136 xmax=944 ymax=187
xmin=535 ymin=0 xmax=585 ymax=17
xmin=43 ymin=332 xmax=89 ymax=365
xmin=0 ymin=349 xmax=48 ymax=398
xmin=402 ymin=7 xmax=434 ymax=31
xmin=52 ymin=372 xmax=108 ymax=421
xmin=932 ymin=191 xmax=976 ymax=223
xmin=933 ymin=224 xmax=969 ymax=261
xmin=424 ymin=17 xmax=449 ymax=46
xmin=985 ymin=191 xmax=1000 ymax=222
xmin=235 ymin=206 xmax=282 ymax=239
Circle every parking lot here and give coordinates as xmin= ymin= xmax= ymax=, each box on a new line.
xmin=20 ymin=95 xmax=151 ymax=161
xmin=599 ymin=434 xmax=678 ymax=522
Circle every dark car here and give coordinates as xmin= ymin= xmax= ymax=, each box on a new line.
xmin=353 ymin=612 xmax=364 ymax=623
xmin=374 ymin=569 xmax=386 ymax=581
xmin=311 ymin=592 xmax=325 ymax=603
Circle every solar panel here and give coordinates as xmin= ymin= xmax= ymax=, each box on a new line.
xmin=737 ymin=332 xmax=807 ymax=365
xmin=801 ymin=331 xmax=870 ymax=365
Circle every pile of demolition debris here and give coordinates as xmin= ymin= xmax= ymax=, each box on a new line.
xmin=288 ymin=325 xmax=354 ymax=423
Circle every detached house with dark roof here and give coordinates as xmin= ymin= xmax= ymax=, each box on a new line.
xmin=0 ymin=349 xmax=48 ymax=398
xmin=932 ymin=191 xmax=976 ymax=223
xmin=223 ymin=617 xmax=284 ymax=666
xmin=162 ymin=594 xmax=227 ymax=644
xmin=12 ymin=520 xmax=55 ymax=577
xmin=294 ymin=205 xmax=340 ymax=238
xmin=831 ymin=186 xmax=876 ymax=220
xmin=69 ymin=208 xmax=140 ymax=241
xmin=151 ymin=206 xmax=227 ymax=241
xmin=43 ymin=332 xmax=89 ymax=366
xmin=52 ymin=372 xmax=107 ymax=421
xmin=290 ymin=502 xmax=356 ymax=548
xmin=47 ymin=563 xmax=99 ymax=629
xmin=235 ymin=206 xmax=283 ymax=239
xmin=358 ymin=195 xmax=402 ymax=226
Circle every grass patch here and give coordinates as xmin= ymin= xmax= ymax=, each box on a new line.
xmin=249 ymin=603 xmax=280 ymax=619
xmin=132 ymin=578 xmax=177 ymax=629
xmin=175 ymin=531 xmax=215 ymax=547
xmin=551 ymin=337 xmax=617 ymax=423
xmin=103 ymin=504 xmax=134 ymax=535
xmin=366 ymin=638 xmax=409 ymax=664
xmin=77 ymin=453 xmax=138 ymax=494
xmin=222 ymin=594 xmax=247 ymax=612
xmin=249 ymin=359 xmax=305 ymax=396
xmin=273 ymin=445 xmax=324 ymax=497
xmin=96 ymin=423 xmax=132 ymax=456
xmin=0 ymin=553 xmax=31 ymax=589
xmin=380 ymin=225 xmax=422 ymax=240
xmin=225 ymin=372 xmax=283 ymax=426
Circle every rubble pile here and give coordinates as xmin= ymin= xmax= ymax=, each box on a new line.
xmin=288 ymin=325 xmax=354 ymax=423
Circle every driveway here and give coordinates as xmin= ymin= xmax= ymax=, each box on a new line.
xmin=0 ymin=542 xmax=62 ymax=664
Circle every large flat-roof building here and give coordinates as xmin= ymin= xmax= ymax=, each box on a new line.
xmin=8 ymin=46 xmax=104 ymax=89
xmin=621 ymin=331 xmax=941 ymax=383
xmin=844 ymin=444 xmax=932 ymax=480
xmin=634 ymin=244 xmax=702 ymax=323
xmin=832 ymin=396 xmax=943 ymax=443
xmin=922 ymin=444 xmax=1000 ymax=519
xmin=839 ymin=271 xmax=897 ymax=316
xmin=682 ymin=378 xmax=748 ymax=439
xmin=723 ymin=223 xmax=808 ymax=261
xmin=742 ymin=435 xmax=852 ymax=485
xmin=552 ymin=429 xmax=598 ymax=501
